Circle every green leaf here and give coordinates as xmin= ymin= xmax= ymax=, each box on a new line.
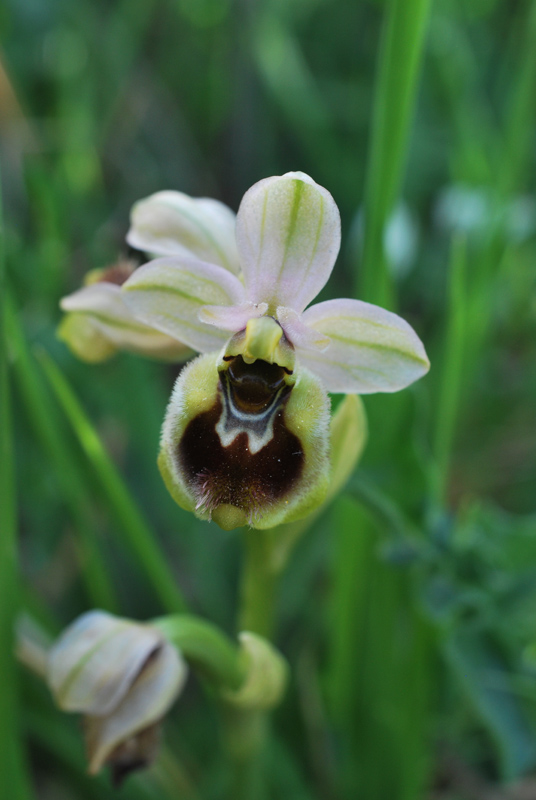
xmin=7 ymin=299 xmax=119 ymax=612
xmin=0 ymin=176 xmax=35 ymax=797
xmin=444 ymin=629 xmax=536 ymax=780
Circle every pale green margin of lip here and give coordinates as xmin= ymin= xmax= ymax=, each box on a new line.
xmin=0 ymin=172 xmax=36 ymax=798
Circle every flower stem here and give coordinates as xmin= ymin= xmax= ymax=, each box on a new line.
xmin=238 ymin=529 xmax=278 ymax=640
xmin=225 ymin=529 xmax=279 ymax=799
xmin=222 ymin=706 xmax=268 ymax=799
xmin=152 ymin=614 xmax=246 ymax=691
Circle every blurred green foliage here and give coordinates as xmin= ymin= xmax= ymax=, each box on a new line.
xmin=1 ymin=0 xmax=536 ymax=797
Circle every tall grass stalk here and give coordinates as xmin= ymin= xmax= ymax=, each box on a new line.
xmin=433 ymin=236 xmax=467 ymax=506
xmin=499 ymin=1 xmax=536 ymax=195
xmin=37 ymin=350 xmax=187 ymax=614
xmin=6 ymin=300 xmax=119 ymax=612
xmin=328 ymin=497 xmax=432 ymax=799
xmin=0 ymin=178 xmax=34 ymax=798
xmin=358 ymin=0 xmax=431 ymax=308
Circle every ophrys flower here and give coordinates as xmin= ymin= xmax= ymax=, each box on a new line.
xmin=122 ymin=172 xmax=429 ymax=529
xmin=59 ymin=259 xmax=192 ymax=363
xmin=47 ymin=611 xmax=187 ymax=783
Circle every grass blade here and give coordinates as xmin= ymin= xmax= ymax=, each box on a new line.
xmin=37 ymin=349 xmax=187 ymax=614
xmin=499 ymin=1 xmax=536 ymax=195
xmin=433 ymin=235 xmax=467 ymax=506
xmin=327 ymin=496 xmax=433 ymax=800
xmin=358 ymin=0 xmax=431 ymax=308
xmin=0 ymin=176 xmax=35 ymax=797
xmin=6 ymin=299 xmax=119 ymax=612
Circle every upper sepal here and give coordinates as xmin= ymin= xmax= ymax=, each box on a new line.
xmin=235 ymin=172 xmax=341 ymax=314
xmin=127 ymin=190 xmax=240 ymax=273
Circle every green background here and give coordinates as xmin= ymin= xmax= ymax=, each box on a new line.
xmin=1 ymin=0 xmax=536 ymax=797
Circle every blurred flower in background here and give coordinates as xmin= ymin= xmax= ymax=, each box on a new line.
xmin=47 ymin=611 xmax=188 ymax=784
xmin=58 ymin=259 xmax=193 ymax=363
xmin=58 ymin=189 xmax=243 ymax=363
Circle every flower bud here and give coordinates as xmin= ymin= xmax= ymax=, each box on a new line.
xmin=222 ymin=632 xmax=288 ymax=711
xmin=59 ymin=259 xmax=192 ymax=363
xmin=158 ymin=318 xmax=331 ymax=530
xmin=47 ymin=611 xmax=187 ymax=782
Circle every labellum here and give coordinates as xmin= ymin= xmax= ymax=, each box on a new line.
xmin=159 ymin=318 xmax=331 ymax=530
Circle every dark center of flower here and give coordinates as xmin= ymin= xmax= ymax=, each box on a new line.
xmin=177 ymin=356 xmax=303 ymax=521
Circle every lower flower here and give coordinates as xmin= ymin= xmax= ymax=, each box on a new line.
xmin=158 ymin=317 xmax=331 ymax=530
xmin=46 ymin=611 xmax=187 ymax=784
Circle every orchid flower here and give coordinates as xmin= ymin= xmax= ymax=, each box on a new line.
xmin=47 ymin=611 xmax=187 ymax=784
xmin=58 ymin=259 xmax=192 ymax=363
xmin=58 ymin=191 xmax=242 ymax=363
xmin=122 ymin=172 xmax=430 ymax=530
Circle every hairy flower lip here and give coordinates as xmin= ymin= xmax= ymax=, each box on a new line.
xmin=158 ymin=351 xmax=331 ymax=529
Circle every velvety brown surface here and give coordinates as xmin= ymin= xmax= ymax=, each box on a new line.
xmin=177 ymin=394 xmax=304 ymax=515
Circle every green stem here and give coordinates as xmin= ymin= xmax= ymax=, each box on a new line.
xmin=152 ymin=614 xmax=246 ymax=691
xmin=222 ymin=706 xmax=267 ymax=800
xmin=239 ymin=530 xmax=277 ymax=640
xmin=224 ymin=529 xmax=279 ymax=800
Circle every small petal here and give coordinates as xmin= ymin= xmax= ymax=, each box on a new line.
xmin=86 ymin=640 xmax=187 ymax=775
xmin=60 ymin=284 xmax=190 ymax=361
xmin=298 ymin=298 xmax=430 ymax=393
xmin=47 ymin=611 xmax=162 ymax=715
xmin=122 ymin=256 xmax=247 ymax=353
xmin=127 ymin=190 xmax=240 ymax=273
xmin=235 ymin=172 xmax=341 ymax=313
xmin=276 ymin=306 xmax=331 ymax=351
xmin=198 ymin=301 xmax=268 ymax=331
